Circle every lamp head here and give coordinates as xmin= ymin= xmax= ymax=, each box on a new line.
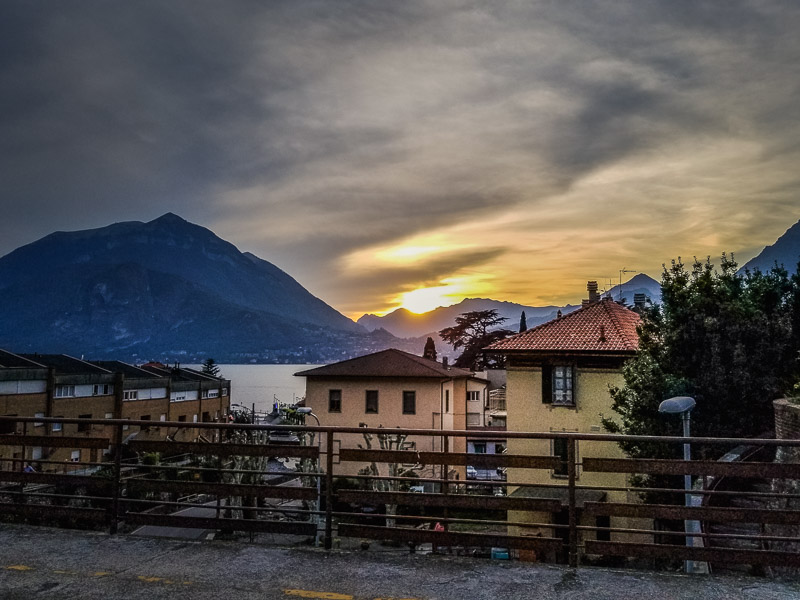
xmin=295 ymin=407 xmax=312 ymax=415
xmin=658 ymin=396 xmax=696 ymax=414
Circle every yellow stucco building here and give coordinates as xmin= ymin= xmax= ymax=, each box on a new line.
xmin=487 ymin=295 xmax=649 ymax=559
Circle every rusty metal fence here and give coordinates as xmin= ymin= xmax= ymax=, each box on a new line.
xmin=2 ymin=415 xmax=800 ymax=572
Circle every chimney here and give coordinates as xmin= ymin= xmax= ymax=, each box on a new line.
xmin=599 ymin=325 xmax=606 ymax=343
xmin=442 ymin=356 xmax=449 ymax=368
xmin=587 ymin=281 xmax=599 ymax=303
xmin=557 ymin=309 xmax=562 ymax=319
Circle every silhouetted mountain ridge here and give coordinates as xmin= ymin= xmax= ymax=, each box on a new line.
xmin=0 ymin=213 xmax=393 ymax=363
xmin=741 ymin=219 xmax=800 ymax=274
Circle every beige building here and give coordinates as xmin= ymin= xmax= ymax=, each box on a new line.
xmin=295 ymin=349 xmax=488 ymax=477
xmin=486 ymin=295 xmax=647 ymax=558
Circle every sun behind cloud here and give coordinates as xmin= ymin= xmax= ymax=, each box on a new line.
xmin=398 ymin=286 xmax=458 ymax=314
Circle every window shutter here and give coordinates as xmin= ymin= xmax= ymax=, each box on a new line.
xmin=541 ymin=365 xmax=552 ymax=404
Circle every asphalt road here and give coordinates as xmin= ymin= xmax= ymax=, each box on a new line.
xmin=1 ymin=524 xmax=799 ymax=600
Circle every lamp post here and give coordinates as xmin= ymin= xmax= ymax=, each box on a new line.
xmin=296 ymin=407 xmax=322 ymax=547
xmin=658 ymin=395 xmax=696 ymax=574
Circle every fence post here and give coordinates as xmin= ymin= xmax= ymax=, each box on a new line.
xmin=109 ymin=422 xmax=123 ymax=534
xmin=324 ymin=430 xmax=334 ymax=550
xmin=567 ymin=436 xmax=578 ymax=568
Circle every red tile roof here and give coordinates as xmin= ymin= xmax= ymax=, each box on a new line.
xmin=295 ymin=349 xmax=479 ymax=379
xmin=486 ymin=299 xmax=640 ymax=353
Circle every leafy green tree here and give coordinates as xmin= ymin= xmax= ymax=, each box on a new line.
xmin=439 ymin=309 xmax=515 ymax=370
xmin=201 ymin=358 xmax=220 ymax=377
xmin=603 ymin=255 xmax=800 ymax=463
xmin=519 ymin=311 xmax=528 ymax=333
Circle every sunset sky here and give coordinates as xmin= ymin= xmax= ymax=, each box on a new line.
xmin=1 ymin=2 xmax=799 ymax=319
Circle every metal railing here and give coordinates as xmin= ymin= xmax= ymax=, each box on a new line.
xmin=2 ymin=415 xmax=800 ymax=572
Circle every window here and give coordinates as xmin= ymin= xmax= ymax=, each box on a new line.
xmin=160 ymin=414 xmax=167 ymax=422
xmin=208 ymin=389 xmax=219 ymax=398
xmin=192 ymin=414 xmax=198 ymax=423
xmin=542 ymin=365 xmax=575 ymax=406
xmin=222 ymin=388 xmax=228 ymax=397
xmin=473 ymin=442 xmax=486 ymax=454
xmin=123 ymin=390 xmax=138 ymax=401
xmin=93 ymin=384 xmax=113 ymax=396
xmin=466 ymin=412 xmax=481 ymax=426
xmin=77 ymin=414 xmax=91 ymax=432
xmin=54 ymin=385 xmax=75 ymax=398
xmin=31 ymin=447 xmax=43 ymax=461
xmin=552 ymin=438 xmax=568 ymax=477
xmin=328 ymin=389 xmax=342 ymax=413
xmin=70 ymin=450 xmax=80 ymax=462
xmin=202 ymin=411 xmax=211 ymax=422
xmin=140 ymin=415 xmax=151 ymax=431
xmin=104 ymin=412 xmax=113 ymax=419
xmin=402 ymin=391 xmax=416 ymax=415
xmin=365 ymin=390 xmax=378 ymax=414
xmin=178 ymin=415 xmax=187 ymax=422
xmin=34 ymin=412 xmax=44 ymax=427
xmin=202 ymin=389 xmax=209 ymax=399
xmin=52 ymin=418 xmax=63 ymax=432
xmin=445 ymin=390 xmax=450 ymax=413
xmin=467 ymin=391 xmax=480 ymax=402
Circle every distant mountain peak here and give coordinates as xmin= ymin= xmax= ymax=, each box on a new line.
xmin=150 ymin=212 xmax=186 ymax=224
xmin=0 ymin=214 xmax=366 ymax=360
xmin=741 ymin=219 xmax=800 ymax=274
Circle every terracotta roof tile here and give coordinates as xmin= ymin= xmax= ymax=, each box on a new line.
xmin=486 ymin=299 xmax=640 ymax=353
xmin=295 ymin=348 xmax=477 ymax=379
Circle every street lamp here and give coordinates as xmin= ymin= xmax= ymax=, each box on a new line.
xmin=296 ymin=407 xmax=322 ymax=547
xmin=658 ymin=396 xmax=696 ymax=574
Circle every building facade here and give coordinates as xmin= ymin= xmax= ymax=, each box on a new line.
xmin=486 ymin=294 xmax=648 ymax=557
xmin=0 ymin=350 xmax=230 ymax=468
xmin=295 ymin=349 xmax=488 ymax=478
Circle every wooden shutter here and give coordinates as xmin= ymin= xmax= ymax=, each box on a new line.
xmin=541 ymin=365 xmax=552 ymax=404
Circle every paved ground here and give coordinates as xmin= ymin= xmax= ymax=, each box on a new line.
xmin=1 ymin=524 xmax=799 ymax=600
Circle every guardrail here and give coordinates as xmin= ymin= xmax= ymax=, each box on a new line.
xmin=1 ymin=416 xmax=800 ymax=572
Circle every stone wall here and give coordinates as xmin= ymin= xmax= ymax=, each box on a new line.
xmin=770 ymin=399 xmax=800 ymax=571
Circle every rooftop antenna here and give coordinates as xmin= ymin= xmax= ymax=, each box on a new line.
xmin=619 ymin=268 xmax=637 ymax=301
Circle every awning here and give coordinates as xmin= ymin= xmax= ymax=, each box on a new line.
xmin=509 ymin=485 xmax=606 ymax=509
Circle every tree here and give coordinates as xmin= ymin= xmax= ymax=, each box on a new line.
xmin=201 ymin=358 xmax=220 ymax=377
xmin=603 ymin=255 xmax=800 ymax=463
xmin=439 ymin=310 xmax=515 ymax=370
xmin=519 ymin=311 xmax=528 ymax=333
xmin=422 ymin=337 xmax=437 ymax=361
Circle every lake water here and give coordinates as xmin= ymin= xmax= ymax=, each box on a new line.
xmin=188 ymin=364 xmax=322 ymax=414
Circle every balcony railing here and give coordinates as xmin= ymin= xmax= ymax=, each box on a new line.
xmin=1 ymin=415 xmax=800 ymax=573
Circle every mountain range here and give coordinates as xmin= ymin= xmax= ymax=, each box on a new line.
xmin=741 ymin=219 xmax=800 ymax=274
xmin=0 ymin=214 xmax=796 ymax=362
xmin=0 ymin=214 xmax=410 ymax=363
xmin=358 ymin=273 xmax=662 ymax=339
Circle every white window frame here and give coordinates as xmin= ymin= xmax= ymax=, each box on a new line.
xmin=34 ymin=412 xmax=45 ymax=427
xmin=552 ymin=365 xmax=575 ymax=407
xmin=54 ymin=385 xmax=75 ymax=398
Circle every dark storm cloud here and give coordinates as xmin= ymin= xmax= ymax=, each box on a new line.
xmin=2 ymin=1 xmax=799 ymax=313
